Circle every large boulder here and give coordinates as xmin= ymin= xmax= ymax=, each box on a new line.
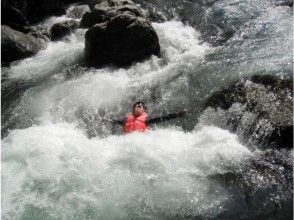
xmin=203 ymin=74 xmax=293 ymax=149
xmin=82 ymin=0 xmax=160 ymax=66
xmin=1 ymin=25 xmax=44 ymax=63
xmin=50 ymin=20 xmax=79 ymax=41
xmin=80 ymin=0 xmax=145 ymax=28
xmin=87 ymin=0 xmax=139 ymax=11
xmin=85 ymin=13 xmax=160 ymax=66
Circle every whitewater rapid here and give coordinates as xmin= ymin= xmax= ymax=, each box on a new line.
xmin=2 ymin=1 xmax=293 ymax=219
xmin=2 ymin=20 xmax=211 ymax=137
xmin=1 ymin=17 xmax=224 ymax=219
xmin=2 ymin=124 xmax=253 ymax=219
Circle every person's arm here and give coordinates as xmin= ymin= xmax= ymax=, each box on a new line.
xmin=112 ymin=119 xmax=125 ymax=125
xmin=102 ymin=118 xmax=125 ymax=125
xmin=147 ymin=110 xmax=186 ymax=125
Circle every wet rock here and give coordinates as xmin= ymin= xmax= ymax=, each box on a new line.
xmin=80 ymin=0 xmax=145 ymax=28
xmin=1 ymin=0 xmax=75 ymax=43
xmin=1 ymin=25 xmax=44 ymax=63
xmin=67 ymin=5 xmax=91 ymax=19
xmin=87 ymin=0 xmax=137 ymax=11
xmin=28 ymin=27 xmax=51 ymax=42
xmin=50 ymin=20 xmax=79 ymax=41
xmin=208 ymin=149 xmax=293 ymax=219
xmin=203 ymin=74 xmax=293 ymax=149
xmin=83 ymin=0 xmax=160 ymax=66
xmin=24 ymin=0 xmax=73 ymax=23
xmin=2 ymin=0 xmax=80 ymax=25
xmin=85 ymin=13 xmax=160 ymax=66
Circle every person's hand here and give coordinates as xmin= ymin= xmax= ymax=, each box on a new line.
xmin=176 ymin=110 xmax=186 ymax=117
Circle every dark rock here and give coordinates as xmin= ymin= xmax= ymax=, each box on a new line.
xmin=1 ymin=25 xmax=44 ymax=63
xmin=88 ymin=0 xmax=103 ymax=11
xmin=204 ymin=82 xmax=247 ymax=110
xmin=83 ymin=0 xmax=160 ymax=66
xmin=67 ymin=5 xmax=91 ymax=19
xmin=87 ymin=0 xmax=136 ymax=11
xmin=85 ymin=13 xmax=160 ymax=66
xmin=2 ymin=0 xmax=81 ymax=25
xmin=50 ymin=20 xmax=79 ymax=41
xmin=1 ymin=5 xmax=30 ymax=33
xmin=80 ymin=0 xmax=145 ymax=28
xmin=1 ymin=1 xmax=77 ymax=42
xmin=203 ymin=74 xmax=293 ymax=149
xmin=24 ymin=0 xmax=67 ymax=23
xmin=80 ymin=11 xmax=107 ymax=28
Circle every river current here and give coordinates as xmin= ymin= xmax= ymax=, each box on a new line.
xmin=1 ymin=0 xmax=293 ymax=219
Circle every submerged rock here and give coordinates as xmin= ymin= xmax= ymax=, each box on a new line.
xmin=203 ymin=74 xmax=293 ymax=149
xmin=82 ymin=0 xmax=160 ymax=66
xmin=1 ymin=25 xmax=44 ymax=63
xmin=50 ymin=20 xmax=79 ymax=41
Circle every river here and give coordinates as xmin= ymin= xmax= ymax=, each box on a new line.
xmin=1 ymin=0 xmax=293 ymax=219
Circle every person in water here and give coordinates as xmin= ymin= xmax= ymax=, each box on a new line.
xmin=113 ymin=101 xmax=186 ymax=133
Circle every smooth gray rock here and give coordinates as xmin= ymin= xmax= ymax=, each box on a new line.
xmin=1 ymin=25 xmax=44 ymax=63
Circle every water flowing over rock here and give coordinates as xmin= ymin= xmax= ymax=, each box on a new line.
xmin=203 ymin=75 xmax=293 ymax=149
xmin=82 ymin=0 xmax=160 ymax=66
xmin=50 ymin=20 xmax=79 ymax=41
xmin=1 ymin=25 xmax=44 ymax=64
xmin=67 ymin=4 xmax=91 ymax=19
xmin=1 ymin=0 xmax=81 ymax=48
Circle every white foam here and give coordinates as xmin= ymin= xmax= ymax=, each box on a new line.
xmin=2 ymin=124 xmax=252 ymax=218
xmin=5 ymin=21 xmax=210 ymax=126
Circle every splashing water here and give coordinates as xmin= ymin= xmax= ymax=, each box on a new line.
xmin=2 ymin=1 xmax=293 ymax=219
xmin=2 ymin=124 xmax=253 ymax=219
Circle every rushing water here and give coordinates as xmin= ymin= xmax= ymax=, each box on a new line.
xmin=1 ymin=0 xmax=293 ymax=219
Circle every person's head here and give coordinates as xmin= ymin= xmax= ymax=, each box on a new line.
xmin=132 ymin=101 xmax=147 ymax=116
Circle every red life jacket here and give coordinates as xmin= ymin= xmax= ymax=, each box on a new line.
xmin=123 ymin=113 xmax=149 ymax=133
